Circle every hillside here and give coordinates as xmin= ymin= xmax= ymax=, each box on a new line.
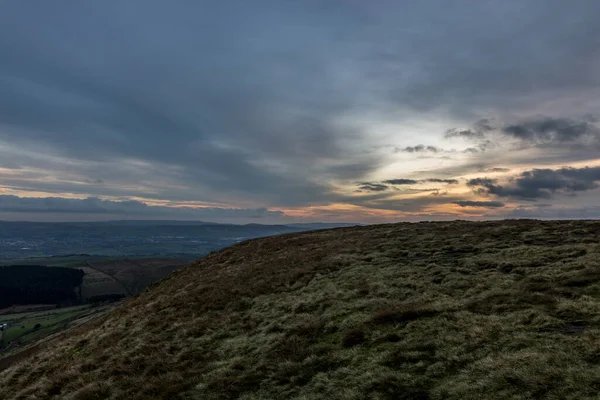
xmin=2 ymin=220 xmax=600 ymax=399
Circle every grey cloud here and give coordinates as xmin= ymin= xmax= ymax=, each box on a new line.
xmin=381 ymin=178 xmax=458 ymax=185
xmin=454 ymin=200 xmax=505 ymax=208
xmin=444 ymin=120 xmax=499 ymax=156
xmin=357 ymin=183 xmax=389 ymax=192
xmin=468 ymin=166 xmax=600 ymax=199
xmin=1 ymin=1 xmax=600 ymax=220
xmin=503 ymin=117 xmax=599 ymax=144
xmin=0 ymin=195 xmax=285 ymax=219
xmin=479 ymin=167 xmax=510 ymax=173
xmin=425 ymin=178 xmax=459 ymax=184
xmin=467 ymin=177 xmax=499 ymax=188
xmin=445 ymin=119 xmax=496 ymax=140
xmin=357 ymin=178 xmax=457 ymax=194
xmin=450 ymin=116 xmax=600 ymax=155
xmin=383 ymin=179 xmax=419 ymax=185
xmin=0 ymin=1 xmax=387 ymax=208
xmin=444 ymin=129 xmax=485 ymax=140
xmin=400 ymin=145 xmax=441 ymax=153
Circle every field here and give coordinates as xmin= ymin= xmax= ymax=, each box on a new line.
xmin=78 ymin=267 xmax=128 ymax=299
xmin=2 ymin=220 xmax=600 ymax=399
xmin=86 ymin=258 xmax=188 ymax=295
xmin=0 ymin=255 xmax=190 ymax=300
xmin=0 ymin=304 xmax=110 ymax=357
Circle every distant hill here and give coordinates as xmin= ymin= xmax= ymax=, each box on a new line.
xmin=0 ymin=220 xmax=308 ymax=259
xmin=284 ymin=222 xmax=363 ymax=229
xmin=91 ymin=220 xmax=222 ymax=226
xmin=3 ymin=220 xmax=600 ymax=399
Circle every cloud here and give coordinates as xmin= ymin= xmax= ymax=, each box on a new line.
xmin=467 ymin=177 xmax=499 ymax=187
xmin=425 ymin=178 xmax=459 ymax=184
xmin=468 ymin=166 xmax=600 ymax=199
xmin=357 ymin=183 xmax=389 ymax=192
xmin=430 ymin=190 xmax=448 ymax=197
xmin=356 ymin=178 xmax=457 ymax=195
xmin=444 ymin=119 xmax=496 ymax=140
xmin=444 ymin=129 xmax=485 ymax=140
xmin=478 ymin=167 xmax=510 ymax=173
xmin=0 ymin=1 xmax=391 ymax=209
xmin=503 ymin=117 xmax=600 ymax=144
xmin=1 ymin=2 xmax=600 ymax=221
xmin=453 ymin=200 xmax=505 ymax=208
xmin=383 ymin=179 xmax=419 ymax=185
xmin=381 ymin=178 xmax=458 ymax=185
xmin=400 ymin=145 xmax=441 ymax=153
xmin=0 ymin=195 xmax=285 ymax=220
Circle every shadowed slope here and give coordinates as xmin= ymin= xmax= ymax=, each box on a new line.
xmin=2 ymin=220 xmax=600 ymax=399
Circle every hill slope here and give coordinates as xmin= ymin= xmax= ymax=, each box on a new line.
xmin=2 ymin=220 xmax=600 ymax=399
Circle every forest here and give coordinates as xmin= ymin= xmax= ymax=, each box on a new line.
xmin=0 ymin=266 xmax=84 ymax=309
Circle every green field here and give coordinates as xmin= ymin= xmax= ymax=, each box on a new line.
xmin=0 ymin=305 xmax=108 ymax=353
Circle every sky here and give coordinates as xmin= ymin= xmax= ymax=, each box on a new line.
xmin=1 ymin=0 xmax=599 ymax=224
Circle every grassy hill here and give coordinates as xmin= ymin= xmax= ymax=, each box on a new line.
xmin=1 ymin=220 xmax=600 ymax=399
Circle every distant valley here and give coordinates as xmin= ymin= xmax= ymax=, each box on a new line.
xmin=0 ymin=220 xmax=358 ymax=259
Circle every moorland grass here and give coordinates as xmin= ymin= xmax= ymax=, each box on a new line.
xmin=1 ymin=220 xmax=600 ymax=399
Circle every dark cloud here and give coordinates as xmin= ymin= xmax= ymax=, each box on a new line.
xmin=0 ymin=195 xmax=285 ymax=220
xmin=425 ymin=178 xmax=459 ymax=184
xmin=400 ymin=145 xmax=441 ymax=153
xmin=468 ymin=167 xmax=600 ymax=199
xmin=0 ymin=1 xmax=388 ymax=208
xmin=383 ymin=179 xmax=419 ymax=185
xmin=444 ymin=129 xmax=485 ymax=140
xmin=382 ymin=178 xmax=458 ymax=185
xmin=357 ymin=183 xmax=389 ymax=192
xmin=449 ymin=116 xmax=600 ymax=158
xmin=503 ymin=117 xmax=599 ymax=144
xmin=453 ymin=200 xmax=505 ymax=208
xmin=356 ymin=178 xmax=457 ymax=195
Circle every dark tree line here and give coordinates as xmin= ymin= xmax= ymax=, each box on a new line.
xmin=0 ymin=266 xmax=84 ymax=309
